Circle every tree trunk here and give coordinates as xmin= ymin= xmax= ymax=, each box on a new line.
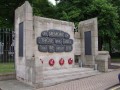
xmin=98 ymin=36 xmax=103 ymax=51
xmin=108 ymin=38 xmax=112 ymax=56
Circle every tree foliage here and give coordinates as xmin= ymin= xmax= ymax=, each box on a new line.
xmin=0 ymin=0 xmax=56 ymax=28
xmin=32 ymin=0 xmax=57 ymax=18
xmin=0 ymin=0 xmax=27 ymax=27
xmin=56 ymin=0 xmax=120 ymax=52
xmin=0 ymin=0 xmax=56 ymax=62
xmin=107 ymin=0 xmax=120 ymax=52
xmin=56 ymin=0 xmax=119 ymax=35
xmin=0 ymin=0 xmax=120 ymax=53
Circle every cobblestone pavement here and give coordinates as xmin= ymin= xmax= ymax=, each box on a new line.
xmin=0 ymin=70 xmax=120 ymax=90
xmin=36 ymin=70 xmax=120 ymax=90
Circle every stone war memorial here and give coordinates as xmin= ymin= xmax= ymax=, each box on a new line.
xmin=15 ymin=1 xmax=110 ymax=88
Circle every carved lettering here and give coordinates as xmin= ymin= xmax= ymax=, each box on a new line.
xmin=41 ymin=31 xmax=48 ymax=37
xmin=48 ymin=45 xmax=55 ymax=53
xmin=63 ymin=39 xmax=73 ymax=45
xmin=37 ymin=29 xmax=73 ymax=52
xmin=38 ymin=45 xmax=48 ymax=52
xmin=55 ymin=45 xmax=65 ymax=52
xmin=55 ymin=39 xmax=62 ymax=45
xmin=65 ymin=45 xmax=73 ymax=52
xmin=64 ymin=32 xmax=70 ymax=39
xmin=37 ymin=37 xmax=54 ymax=45
xmin=48 ymin=30 xmax=64 ymax=38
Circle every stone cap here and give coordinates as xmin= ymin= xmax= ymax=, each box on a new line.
xmin=95 ymin=54 xmax=109 ymax=61
xmin=33 ymin=16 xmax=74 ymax=27
xmin=98 ymin=51 xmax=109 ymax=55
xmin=79 ymin=17 xmax=97 ymax=25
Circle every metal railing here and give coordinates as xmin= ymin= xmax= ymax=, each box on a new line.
xmin=0 ymin=28 xmax=15 ymax=74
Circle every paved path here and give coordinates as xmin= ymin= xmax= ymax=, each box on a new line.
xmin=111 ymin=63 xmax=120 ymax=66
xmin=0 ymin=80 xmax=33 ymax=90
xmin=37 ymin=70 xmax=120 ymax=90
xmin=0 ymin=70 xmax=120 ymax=90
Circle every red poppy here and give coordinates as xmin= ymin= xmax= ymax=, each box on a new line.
xmin=59 ymin=58 xmax=64 ymax=65
xmin=49 ymin=59 xmax=55 ymax=66
xmin=68 ymin=58 xmax=73 ymax=64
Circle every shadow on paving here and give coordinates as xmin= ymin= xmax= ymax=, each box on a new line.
xmin=109 ymin=65 xmax=120 ymax=69
xmin=0 ymin=80 xmax=33 ymax=90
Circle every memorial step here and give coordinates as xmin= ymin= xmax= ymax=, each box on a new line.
xmin=43 ymin=68 xmax=95 ymax=79
xmin=43 ymin=67 xmax=93 ymax=75
xmin=42 ymin=68 xmax=101 ymax=87
xmin=44 ymin=70 xmax=98 ymax=80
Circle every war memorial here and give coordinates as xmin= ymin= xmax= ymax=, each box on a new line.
xmin=15 ymin=1 xmax=110 ymax=88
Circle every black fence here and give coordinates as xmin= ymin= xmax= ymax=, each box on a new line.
xmin=0 ymin=28 xmax=15 ymax=63
xmin=0 ymin=28 xmax=15 ymax=74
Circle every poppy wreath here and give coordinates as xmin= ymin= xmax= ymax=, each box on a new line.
xmin=49 ymin=59 xmax=55 ymax=66
xmin=59 ymin=58 xmax=64 ymax=66
xmin=68 ymin=58 xmax=73 ymax=64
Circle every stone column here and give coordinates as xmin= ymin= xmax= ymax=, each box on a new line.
xmin=15 ymin=1 xmax=34 ymax=85
xmin=78 ymin=18 xmax=98 ymax=66
xmin=74 ymin=29 xmax=81 ymax=65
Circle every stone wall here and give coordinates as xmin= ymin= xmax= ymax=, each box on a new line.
xmin=77 ymin=18 xmax=98 ymax=66
xmin=74 ymin=30 xmax=81 ymax=55
xmin=33 ymin=16 xmax=75 ymax=70
xmin=15 ymin=1 xmax=34 ymax=85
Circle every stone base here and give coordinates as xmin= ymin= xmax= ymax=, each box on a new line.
xmin=16 ymin=67 xmax=101 ymax=89
xmin=95 ymin=55 xmax=109 ymax=72
xmin=33 ymin=67 xmax=100 ymax=88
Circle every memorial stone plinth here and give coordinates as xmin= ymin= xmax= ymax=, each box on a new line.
xmin=15 ymin=1 xmax=110 ymax=89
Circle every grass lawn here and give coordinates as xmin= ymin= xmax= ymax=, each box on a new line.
xmin=0 ymin=63 xmax=15 ymax=74
xmin=111 ymin=57 xmax=120 ymax=63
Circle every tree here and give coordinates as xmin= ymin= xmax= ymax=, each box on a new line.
xmin=32 ymin=0 xmax=57 ymax=18
xmin=0 ymin=0 xmax=120 ymax=58
xmin=0 ymin=0 xmax=56 ymax=27
xmin=109 ymin=0 xmax=120 ymax=53
xmin=0 ymin=0 xmax=56 ymax=62
xmin=0 ymin=0 xmax=29 ymax=62
xmin=0 ymin=0 xmax=29 ymax=27
xmin=56 ymin=0 xmax=120 ymax=54
xmin=91 ymin=0 xmax=120 ymax=54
